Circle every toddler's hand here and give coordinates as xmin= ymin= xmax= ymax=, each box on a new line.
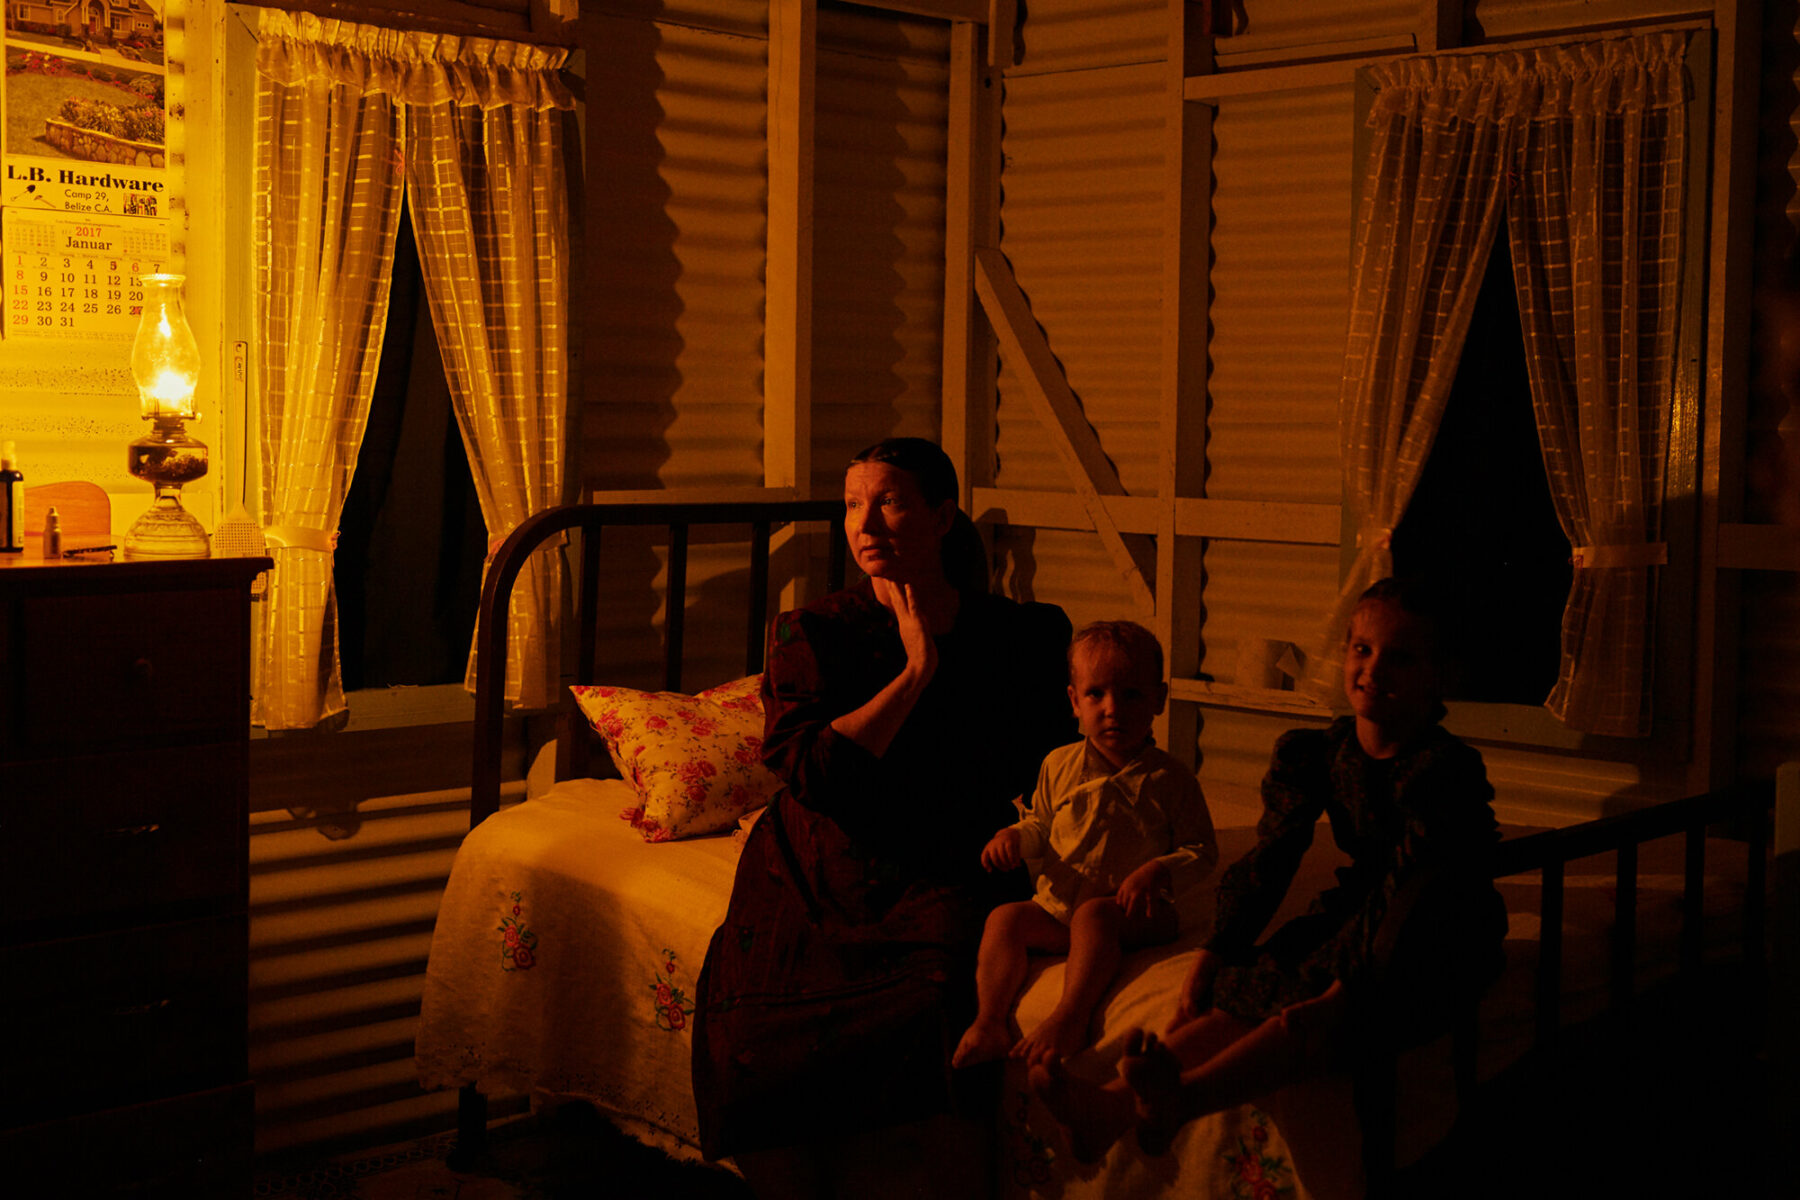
xmin=1171 ymin=948 xmax=1222 ymax=1029
xmin=1116 ymin=859 xmax=1171 ymax=923
xmin=980 ymin=827 xmax=1022 ymax=872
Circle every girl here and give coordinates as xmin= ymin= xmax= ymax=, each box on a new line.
xmin=1034 ymin=577 xmax=1507 ymax=1162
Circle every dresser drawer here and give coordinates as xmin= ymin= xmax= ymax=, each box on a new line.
xmin=0 ymin=915 xmax=246 ymax=1126
xmin=13 ymin=586 xmax=246 ymax=752
xmin=0 ymin=743 xmax=244 ymax=930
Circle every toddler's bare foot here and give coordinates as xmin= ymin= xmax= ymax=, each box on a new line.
xmin=952 ymin=1017 xmax=1014 ymax=1068
xmin=1119 ymin=1028 xmax=1185 ymax=1155
xmin=1012 ymin=1007 xmax=1091 ymax=1069
xmin=1028 ymin=1057 xmax=1133 ymax=1165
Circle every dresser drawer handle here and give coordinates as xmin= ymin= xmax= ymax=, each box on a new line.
xmin=111 ymin=997 xmax=174 ymax=1018
xmin=101 ymin=823 xmax=163 ymax=838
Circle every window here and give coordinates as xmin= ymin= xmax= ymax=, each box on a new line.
xmin=1391 ymin=233 xmax=1571 ymax=706
xmin=334 ymin=203 xmax=486 ymax=691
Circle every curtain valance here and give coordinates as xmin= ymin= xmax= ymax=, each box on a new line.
xmin=256 ymin=10 xmax=576 ymax=111
xmin=1366 ymin=33 xmax=1688 ymax=121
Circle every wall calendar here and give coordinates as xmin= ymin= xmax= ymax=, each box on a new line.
xmin=3 ymin=208 xmax=168 ymax=342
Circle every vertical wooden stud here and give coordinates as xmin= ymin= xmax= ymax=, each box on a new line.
xmin=767 ymin=0 xmax=816 ymax=610
xmin=944 ymin=22 xmax=1002 ymax=531
xmin=1155 ymin=0 xmax=1213 ymax=765
xmin=766 ymin=0 xmax=815 ymax=499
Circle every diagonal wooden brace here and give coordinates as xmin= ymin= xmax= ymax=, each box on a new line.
xmin=974 ymin=246 xmax=1156 ymax=614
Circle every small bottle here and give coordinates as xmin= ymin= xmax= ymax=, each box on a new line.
xmin=43 ymin=506 xmax=61 ymax=559
xmin=0 ymin=442 xmax=22 ymax=553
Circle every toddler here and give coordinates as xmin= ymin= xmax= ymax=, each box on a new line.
xmin=1034 ymin=578 xmax=1508 ymax=1162
xmin=952 ymin=620 xmax=1217 ymax=1070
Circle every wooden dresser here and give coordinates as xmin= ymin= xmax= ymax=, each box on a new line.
xmin=0 ymin=555 xmax=269 ymax=1196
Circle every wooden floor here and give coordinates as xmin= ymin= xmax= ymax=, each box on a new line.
xmin=253 ymin=1104 xmax=753 ymax=1200
xmin=254 ymin=971 xmax=1778 ymax=1200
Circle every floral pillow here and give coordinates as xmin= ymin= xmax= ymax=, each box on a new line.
xmin=569 ymin=675 xmax=781 ymax=841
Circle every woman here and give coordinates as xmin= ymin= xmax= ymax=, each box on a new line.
xmin=693 ymin=438 xmax=1075 ymax=1196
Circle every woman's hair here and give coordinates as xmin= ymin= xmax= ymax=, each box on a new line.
xmin=848 ymin=438 xmax=989 ymax=594
xmin=1069 ymin=619 xmax=1164 ymax=682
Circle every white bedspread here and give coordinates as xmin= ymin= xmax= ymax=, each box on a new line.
xmin=417 ymin=778 xmax=737 ymax=1149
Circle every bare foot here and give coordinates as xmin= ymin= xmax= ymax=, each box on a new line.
xmin=952 ymin=1017 xmax=1014 ymax=1068
xmin=1012 ymin=1007 xmax=1091 ymax=1069
xmin=1028 ymin=1057 xmax=1133 ymax=1165
xmin=1119 ymin=1029 xmax=1186 ymax=1155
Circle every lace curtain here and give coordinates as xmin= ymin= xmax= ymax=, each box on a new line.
xmin=252 ymin=11 xmax=574 ymax=728
xmin=1506 ymin=36 xmax=1687 ymax=736
xmin=1309 ymin=33 xmax=1688 ymax=737
xmin=410 ymin=95 xmax=570 ymax=710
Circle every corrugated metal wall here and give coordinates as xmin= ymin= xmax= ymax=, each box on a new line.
xmin=813 ymin=6 xmax=952 ymax=492
xmin=1196 ymin=81 xmax=1353 ymax=787
xmin=991 ymin=0 xmax=1798 ymax=808
xmin=990 ymin=56 xmax=1165 ymax=633
xmin=583 ymin=13 xmax=770 ymax=491
xmin=248 ymin=790 xmax=513 ymax=1164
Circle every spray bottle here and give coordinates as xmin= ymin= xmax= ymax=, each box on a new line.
xmin=0 ymin=442 xmax=22 ymax=553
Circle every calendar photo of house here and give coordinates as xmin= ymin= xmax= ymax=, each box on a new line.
xmin=3 ymin=0 xmax=165 ymax=174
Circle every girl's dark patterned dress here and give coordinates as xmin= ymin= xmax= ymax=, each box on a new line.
xmin=1205 ymin=717 xmax=1508 ymax=1044
xmin=692 ymin=581 xmax=1074 ymax=1159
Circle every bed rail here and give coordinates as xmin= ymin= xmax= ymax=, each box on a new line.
xmin=1361 ymin=777 xmax=1776 ymax=1191
xmin=1489 ymin=777 xmax=1775 ymax=1052
xmin=471 ymin=499 xmax=847 ymax=830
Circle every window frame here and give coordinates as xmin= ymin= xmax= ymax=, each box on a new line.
xmin=1342 ymin=26 xmax=1713 ymax=761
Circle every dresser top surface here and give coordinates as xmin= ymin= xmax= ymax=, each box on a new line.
xmin=0 ymin=555 xmax=271 ymax=590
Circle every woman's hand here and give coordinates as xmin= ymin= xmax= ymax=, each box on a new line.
xmin=886 ymin=580 xmax=939 ymax=684
xmin=1116 ymin=859 xmax=1172 ymax=924
xmin=830 ymin=580 xmax=941 ymax=758
xmin=980 ymin=827 xmax=1023 ymax=872
xmin=1170 ymin=948 xmax=1222 ymax=1030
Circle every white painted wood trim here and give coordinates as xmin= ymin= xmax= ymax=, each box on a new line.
xmin=765 ymin=0 xmax=815 ymax=497
xmin=973 ymin=247 xmax=1155 ymax=613
xmin=971 ymin=487 xmax=1341 ymax=544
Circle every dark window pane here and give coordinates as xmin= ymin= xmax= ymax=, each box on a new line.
xmin=335 ymin=205 xmax=487 ymax=690
xmin=1391 ymin=233 xmax=1571 ymax=705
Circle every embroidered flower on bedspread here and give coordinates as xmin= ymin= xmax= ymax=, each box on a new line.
xmin=652 ymin=949 xmax=696 ymax=1032
xmin=1002 ymin=1089 xmax=1056 ymax=1190
xmin=499 ymin=891 xmax=539 ymax=971
xmin=1225 ymin=1111 xmax=1294 ymax=1199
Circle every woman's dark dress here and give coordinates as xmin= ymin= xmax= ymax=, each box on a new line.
xmin=1205 ymin=717 xmax=1508 ymax=1048
xmin=692 ymin=581 xmax=1073 ymax=1159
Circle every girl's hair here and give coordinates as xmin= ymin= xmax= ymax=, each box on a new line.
xmin=1070 ymin=619 xmax=1164 ymax=682
xmin=848 ymin=437 xmax=989 ymax=594
xmin=1351 ymin=576 xmax=1449 ymax=657
xmin=1351 ymin=576 xmax=1454 ymax=718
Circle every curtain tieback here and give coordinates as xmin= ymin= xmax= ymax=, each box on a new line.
xmin=1354 ymin=526 xmax=1393 ymax=551
xmin=264 ymin=525 xmax=338 ymax=552
xmin=1570 ymin=542 xmax=1667 ymax=569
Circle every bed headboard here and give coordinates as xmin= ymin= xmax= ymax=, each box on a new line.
xmin=471 ymin=499 xmax=848 ymax=827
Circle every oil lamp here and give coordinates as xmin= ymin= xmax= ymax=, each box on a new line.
xmin=124 ymin=273 xmax=210 ymax=560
